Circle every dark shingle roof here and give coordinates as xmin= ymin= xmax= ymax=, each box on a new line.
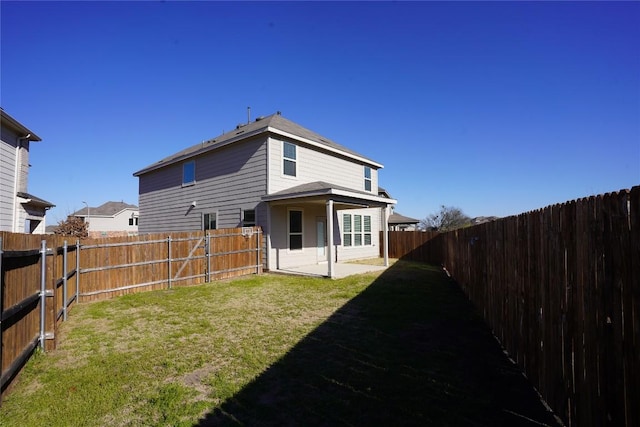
xmin=389 ymin=212 xmax=420 ymax=225
xmin=134 ymin=113 xmax=381 ymax=176
xmin=17 ymin=192 xmax=55 ymax=207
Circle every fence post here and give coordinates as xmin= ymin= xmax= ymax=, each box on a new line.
xmin=0 ymin=236 xmax=3 ymax=375
xmin=39 ymin=240 xmax=47 ymax=350
xmin=256 ymin=228 xmax=260 ymax=274
xmin=63 ymin=241 xmax=68 ymax=321
xmin=206 ymin=233 xmax=211 ymax=283
xmin=168 ymin=236 xmax=172 ymax=289
xmin=76 ymin=239 xmax=80 ymax=301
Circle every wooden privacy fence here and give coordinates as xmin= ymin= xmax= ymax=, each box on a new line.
xmin=0 ymin=227 xmax=262 ymax=401
xmin=384 ymin=187 xmax=639 ymax=427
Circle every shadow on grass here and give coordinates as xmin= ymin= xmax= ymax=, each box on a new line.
xmin=197 ymin=261 xmax=559 ymax=426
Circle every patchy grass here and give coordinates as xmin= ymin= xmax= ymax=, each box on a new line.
xmin=0 ymin=260 xmax=559 ymax=426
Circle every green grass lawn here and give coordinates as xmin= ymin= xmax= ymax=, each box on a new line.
xmin=0 ymin=260 xmax=559 ymax=426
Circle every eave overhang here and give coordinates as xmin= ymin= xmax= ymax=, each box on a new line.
xmin=133 ymin=119 xmax=383 ymax=177
xmin=266 ymin=127 xmax=384 ymax=169
xmin=262 ymin=183 xmax=397 ymax=208
xmin=17 ymin=192 xmax=55 ymax=208
xmin=1 ymin=110 xmax=42 ymax=141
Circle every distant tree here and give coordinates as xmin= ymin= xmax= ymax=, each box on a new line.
xmin=420 ymin=205 xmax=471 ymax=232
xmin=53 ymin=216 xmax=88 ymax=238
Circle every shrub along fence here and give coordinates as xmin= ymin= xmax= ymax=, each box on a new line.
xmin=383 ymin=187 xmax=639 ymax=427
xmin=0 ymin=227 xmax=262 ymax=402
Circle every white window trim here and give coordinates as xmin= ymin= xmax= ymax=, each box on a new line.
xmin=203 ymin=211 xmax=218 ymax=231
xmin=282 ymin=140 xmax=297 ymax=179
xmin=364 ymin=166 xmax=372 ymax=192
xmin=287 ymin=208 xmax=303 ymax=252
xmin=342 ymin=213 xmax=373 ymax=247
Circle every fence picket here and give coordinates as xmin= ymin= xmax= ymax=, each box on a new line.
xmin=382 ymin=186 xmax=638 ymax=427
xmin=0 ymin=227 xmax=263 ymax=403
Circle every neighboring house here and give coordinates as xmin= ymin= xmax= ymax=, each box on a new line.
xmin=134 ymin=112 xmax=397 ymax=277
xmin=0 ymin=109 xmax=54 ymax=233
xmin=378 ymin=187 xmax=420 ymax=231
xmin=71 ymin=201 xmax=139 ymax=238
xmin=389 ymin=212 xmax=420 ymax=231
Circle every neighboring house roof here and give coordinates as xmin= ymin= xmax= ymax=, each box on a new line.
xmin=72 ymin=201 xmax=138 ymax=217
xmin=45 ymin=224 xmax=59 ymax=234
xmin=17 ymin=192 xmax=55 ymax=208
xmin=389 ymin=212 xmax=420 ymax=225
xmin=0 ymin=108 xmax=42 ymax=141
xmin=133 ymin=112 xmax=382 ymax=176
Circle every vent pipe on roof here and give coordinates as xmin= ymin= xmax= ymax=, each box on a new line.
xmin=247 ymin=106 xmax=251 ymax=124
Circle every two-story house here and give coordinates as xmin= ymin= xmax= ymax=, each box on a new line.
xmin=133 ymin=112 xmax=396 ymax=277
xmin=70 ymin=201 xmax=139 ymax=238
xmin=0 ymin=109 xmax=54 ymax=233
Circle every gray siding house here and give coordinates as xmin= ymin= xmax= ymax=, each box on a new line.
xmin=133 ymin=113 xmax=396 ymax=277
xmin=0 ymin=109 xmax=54 ymax=233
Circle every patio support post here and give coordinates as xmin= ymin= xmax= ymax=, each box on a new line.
xmin=326 ymin=199 xmax=335 ymax=278
xmin=383 ymin=205 xmax=389 ymax=267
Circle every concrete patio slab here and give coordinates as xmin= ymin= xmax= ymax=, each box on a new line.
xmin=274 ymin=262 xmax=389 ymax=279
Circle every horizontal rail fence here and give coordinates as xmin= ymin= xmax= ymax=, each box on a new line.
xmin=77 ymin=227 xmax=262 ymax=303
xmin=0 ymin=227 xmax=263 ymax=402
xmin=386 ymin=187 xmax=639 ymax=427
xmin=0 ymin=233 xmax=58 ymax=401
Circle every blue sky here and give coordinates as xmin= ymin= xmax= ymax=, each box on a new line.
xmin=2 ymin=1 xmax=639 ymax=224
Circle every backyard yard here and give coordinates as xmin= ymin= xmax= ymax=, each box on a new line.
xmin=0 ymin=260 xmax=560 ymax=426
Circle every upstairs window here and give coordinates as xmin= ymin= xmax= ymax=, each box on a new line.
xmin=364 ymin=166 xmax=372 ymax=192
xmin=283 ymin=141 xmax=297 ymax=177
xmin=128 ymin=217 xmax=139 ymax=226
xmin=183 ymin=160 xmax=195 ymax=186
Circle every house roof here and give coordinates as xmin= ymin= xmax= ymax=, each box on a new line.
xmin=17 ymin=192 xmax=55 ymax=208
xmin=1 ymin=109 xmax=42 ymax=141
xmin=389 ymin=212 xmax=420 ymax=225
xmin=72 ymin=201 xmax=138 ymax=217
xmin=133 ymin=113 xmax=382 ymax=176
xmin=263 ymin=181 xmax=397 ymax=207
xmin=378 ymin=186 xmax=393 ymax=199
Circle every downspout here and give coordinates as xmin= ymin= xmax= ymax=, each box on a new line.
xmin=13 ymin=134 xmax=31 ymax=232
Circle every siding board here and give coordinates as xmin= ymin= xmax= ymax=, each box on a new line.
xmin=138 ymin=138 xmax=267 ymax=234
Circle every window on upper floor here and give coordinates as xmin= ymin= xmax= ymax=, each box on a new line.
xmin=283 ymin=141 xmax=297 ymax=177
xmin=183 ymin=160 xmax=195 ymax=186
xmin=128 ymin=217 xmax=139 ymax=226
xmin=364 ymin=166 xmax=372 ymax=192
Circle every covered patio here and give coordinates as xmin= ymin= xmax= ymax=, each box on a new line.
xmin=263 ymin=181 xmax=397 ymax=278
